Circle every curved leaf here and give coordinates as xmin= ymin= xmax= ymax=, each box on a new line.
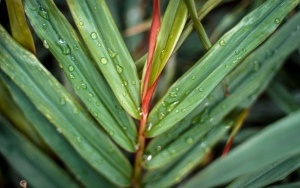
xmin=24 ymin=0 xmax=137 ymax=152
xmin=66 ymin=0 xmax=141 ymax=118
xmin=183 ymin=110 xmax=300 ymax=188
xmin=227 ymin=152 xmax=300 ymax=188
xmin=0 ymin=72 xmax=113 ymax=187
xmin=146 ymin=0 xmax=300 ymax=137
xmin=0 ymin=25 xmax=132 ymax=186
xmin=0 ymin=116 xmax=79 ymax=188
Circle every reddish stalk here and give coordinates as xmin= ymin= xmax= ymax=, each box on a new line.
xmin=133 ymin=0 xmax=161 ymax=186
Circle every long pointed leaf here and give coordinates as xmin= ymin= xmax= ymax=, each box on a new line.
xmin=24 ymin=0 xmax=137 ymax=152
xmin=0 ymin=72 xmax=113 ymax=187
xmin=0 ymin=25 xmax=132 ymax=186
xmin=183 ymin=110 xmax=300 ymax=188
xmin=0 ymin=116 xmax=79 ymax=188
xmin=66 ymin=0 xmax=141 ymax=118
xmin=146 ymin=0 xmax=300 ymax=137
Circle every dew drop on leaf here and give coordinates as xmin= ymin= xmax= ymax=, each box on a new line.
xmin=198 ymin=87 xmax=204 ymax=92
xmin=43 ymin=40 xmax=49 ymax=49
xmin=57 ymin=39 xmax=71 ymax=55
xmin=169 ymin=91 xmax=177 ymax=98
xmin=68 ymin=65 xmax=74 ymax=72
xmin=100 ymin=57 xmax=108 ymax=64
xmin=59 ymin=97 xmax=66 ymax=105
xmin=79 ymin=21 xmax=84 ymax=26
xmin=109 ymin=131 xmax=114 ymax=136
xmin=38 ymin=6 xmax=49 ymax=20
xmin=70 ymin=74 xmax=75 ymax=79
xmin=90 ymin=32 xmax=97 ymax=39
xmin=167 ymin=101 xmax=179 ymax=112
xmin=219 ymin=39 xmax=226 ymax=46
xmin=42 ymin=23 xmax=47 ymax=30
xmin=108 ymin=48 xmax=118 ymax=58
xmin=81 ymin=83 xmax=87 ymax=89
xmin=73 ymin=45 xmax=79 ymax=51
xmin=116 ymin=65 xmax=123 ymax=73
xmin=274 ymin=18 xmax=281 ymax=24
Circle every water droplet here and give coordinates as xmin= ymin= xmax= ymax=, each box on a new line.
xmin=155 ymin=146 xmax=162 ymax=152
xmin=70 ymin=74 xmax=75 ymax=79
xmin=70 ymin=56 xmax=75 ymax=61
xmin=38 ymin=6 xmax=49 ymax=20
xmin=219 ymin=39 xmax=226 ymax=46
xmin=167 ymin=101 xmax=179 ymax=112
xmin=234 ymin=49 xmax=240 ymax=55
xmin=42 ymin=23 xmax=47 ymax=30
xmin=108 ymin=48 xmax=118 ymax=58
xmin=252 ymin=60 xmax=260 ymax=71
xmin=198 ymin=87 xmax=204 ymax=92
xmin=122 ymin=126 xmax=128 ymax=130
xmin=191 ymin=76 xmax=195 ymax=80
xmin=57 ymin=38 xmax=71 ymax=55
xmin=181 ymin=108 xmax=186 ymax=113
xmin=122 ymin=91 xmax=127 ymax=96
xmin=274 ymin=18 xmax=281 ymax=24
xmin=68 ymin=65 xmax=74 ymax=72
xmin=158 ymin=111 xmax=165 ymax=119
xmin=122 ymin=81 xmax=128 ymax=87
xmin=100 ymin=57 xmax=108 ymax=64
xmin=169 ymin=91 xmax=177 ymax=98
xmin=93 ymin=111 xmax=98 ymax=117
xmin=147 ymin=122 xmax=153 ymax=131
xmin=97 ymin=43 xmax=101 ymax=47
xmin=43 ymin=40 xmax=49 ymax=49
xmin=160 ymin=49 xmax=165 ymax=60
xmin=143 ymin=155 xmax=152 ymax=161
xmin=131 ymin=81 xmax=136 ymax=85
xmin=73 ymin=45 xmax=78 ymax=51
xmin=135 ymin=143 xmax=140 ymax=151
xmin=76 ymin=136 xmax=83 ymax=143
xmin=81 ymin=83 xmax=87 ymax=89
xmin=95 ymin=101 xmax=101 ymax=106
xmin=186 ymin=137 xmax=193 ymax=144
xmin=116 ymin=65 xmax=123 ymax=73
xmin=109 ymin=131 xmax=114 ymax=136
xmin=59 ymin=97 xmax=66 ymax=105
xmin=79 ymin=21 xmax=84 ymax=26
xmin=90 ymin=32 xmax=97 ymax=39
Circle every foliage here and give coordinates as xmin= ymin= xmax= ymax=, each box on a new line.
xmin=0 ymin=0 xmax=300 ymax=187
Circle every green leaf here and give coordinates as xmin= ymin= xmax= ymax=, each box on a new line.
xmin=0 ymin=72 xmax=113 ymax=187
xmin=0 ymin=25 xmax=131 ymax=186
xmin=267 ymin=79 xmax=300 ymax=114
xmin=268 ymin=182 xmax=300 ymax=188
xmin=0 ymin=115 xmax=79 ymax=188
xmin=146 ymin=0 xmax=188 ymax=88
xmin=227 ymin=152 xmax=300 ymax=188
xmin=144 ymin=9 xmax=300 ymax=185
xmin=143 ymin=122 xmax=230 ymax=188
xmin=24 ymin=0 xmax=137 ymax=152
xmin=66 ymin=0 xmax=141 ymax=118
xmin=183 ymin=110 xmax=300 ymax=188
xmin=146 ymin=0 xmax=300 ymax=137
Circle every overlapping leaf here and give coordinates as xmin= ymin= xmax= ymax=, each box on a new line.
xmin=227 ymin=152 xmax=300 ymax=188
xmin=146 ymin=0 xmax=300 ymax=137
xmin=66 ymin=0 xmax=141 ymax=119
xmin=0 ymin=116 xmax=79 ymax=188
xmin=142 ymin=8 xmax=300 ymax=187
xmin=183 ymin=110 xmax=300 ymax=188
xmin=24 ymin=0 xmax=137 ymax=152
xmin=0 ymin=25 xmax=131 ymax=186
xmin=0 ymin=72 xmax=113 ymax=187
